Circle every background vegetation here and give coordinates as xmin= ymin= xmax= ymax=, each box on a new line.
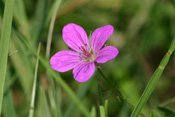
xmin=0 ymin=0 xmax=175 ymax=116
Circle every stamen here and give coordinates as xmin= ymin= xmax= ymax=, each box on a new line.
xmin=78 ymin=45 xmax=96 ymax=62
xmin=81 ymin=46 xmax=86 ymax=53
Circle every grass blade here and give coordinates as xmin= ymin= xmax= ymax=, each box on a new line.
xmin=131 ymin=39 xmax=175 ymax=117
xmin=0 ymin=0 xmax=14 ymax=114
xmin=31 ymin=0 xmax=47 ymax=44
xmin=29 ymin=43 xmax=41 ymax=117
xmin=45 ymin=1 xmax=61 ymax=116
xmin=13 ymin=0 xmax=31 ymax=41
xmin=45 ymin=0 xmax=61 ymax=59
xmin=2 ymin=92 xmax=17 ymax=117
xmin=2 ymin=71 xmax=17 ymax=117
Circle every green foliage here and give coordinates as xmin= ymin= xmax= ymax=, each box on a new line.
xmin=0 ymin=0 xmax=14 ymax=114
xmin=0 ymin=0 xmax=175 ymax=116
xmin=156 ymin=106 xmax=175 ymax=117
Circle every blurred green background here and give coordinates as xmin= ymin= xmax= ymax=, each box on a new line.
xmin=0 ymin=0 xmax=175 ymax=116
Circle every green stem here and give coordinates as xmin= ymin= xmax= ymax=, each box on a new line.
xmin=97 ymin=68 xmax=115 ymax=88
xmin=131 ymin=39 xmax=175 ymax=117
xmin=45 ymin=0 xmax=61 ymax=59
xmin=96 ymin=79 xmax=103 ymax=105
xmin=45 ymin=1 xmax=61 ymax=116
xmin=105 ymin=100 xmax=108 ymax=117
xmin=29 ymin=43 xmax=41 ymax=117
xmin=0 ymin=0 xmax=14 ymax=115
xmin=97 ymin=68 xmax=121 ymax=101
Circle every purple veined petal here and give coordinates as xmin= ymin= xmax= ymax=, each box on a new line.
xmin=63 ymin=23 xmax=89 ymax=52
xmin=90 ymin=25 xmax=114 ymax=54
xmin=73 ymin=62 xmax=95 ymax=82
xmin=50 ymin=50 xmax=81 ymax=72
xmin=95 ymin=46 xmax=119 ymax=63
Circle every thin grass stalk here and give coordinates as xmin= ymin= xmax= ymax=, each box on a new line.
xmin=45 ymin=1 xmax=61 ymax=116
xmin=0 ymin=0 xmax=14 ymax=114
xmin=131 ymin=39 xmax=175 ymax=117
xmin=45 ymin=0 xmax=61 ymax=59
xmin=29 ymin=43 xmax=41 ymax=117
xmin=44 ymin=0 xmax=61 ymax=28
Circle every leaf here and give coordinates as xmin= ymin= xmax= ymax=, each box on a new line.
xmin=0 ymin=0 xmax=14 ymax=114
xmin=2 ymin=71 xmax=17 ymax=117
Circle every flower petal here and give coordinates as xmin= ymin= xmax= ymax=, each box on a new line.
xmin=50 ymin=50 xmax=81 ymax=72
xmin=63 ymin=23 xmax=89 ymax=52
xmin=95 ymin=46 xmax=119 ymax=63
xmin=90 ymin=25 xmax=114 ymax=53
xmin=73 ymin=62 xmax=95 ymax=82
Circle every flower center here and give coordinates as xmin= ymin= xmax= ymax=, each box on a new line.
xmin=79 ymin=46 xmax=96 ymax=62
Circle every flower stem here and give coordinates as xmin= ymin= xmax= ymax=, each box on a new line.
xmin=97 ymin=67 xmax=137 ymax=109
xmin=96 ymin=79 xmax=103 ymax=105
xmin=97 ymin=68 xmax=114 ymax=87
xmin=131 ymin=39 xmax=175 ymax=117
xmin=97 ymin=68 xmax=120 ymax=101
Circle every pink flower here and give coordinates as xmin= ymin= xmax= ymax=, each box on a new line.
xmin=50 ymin=23 xmax=119 ymax=82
